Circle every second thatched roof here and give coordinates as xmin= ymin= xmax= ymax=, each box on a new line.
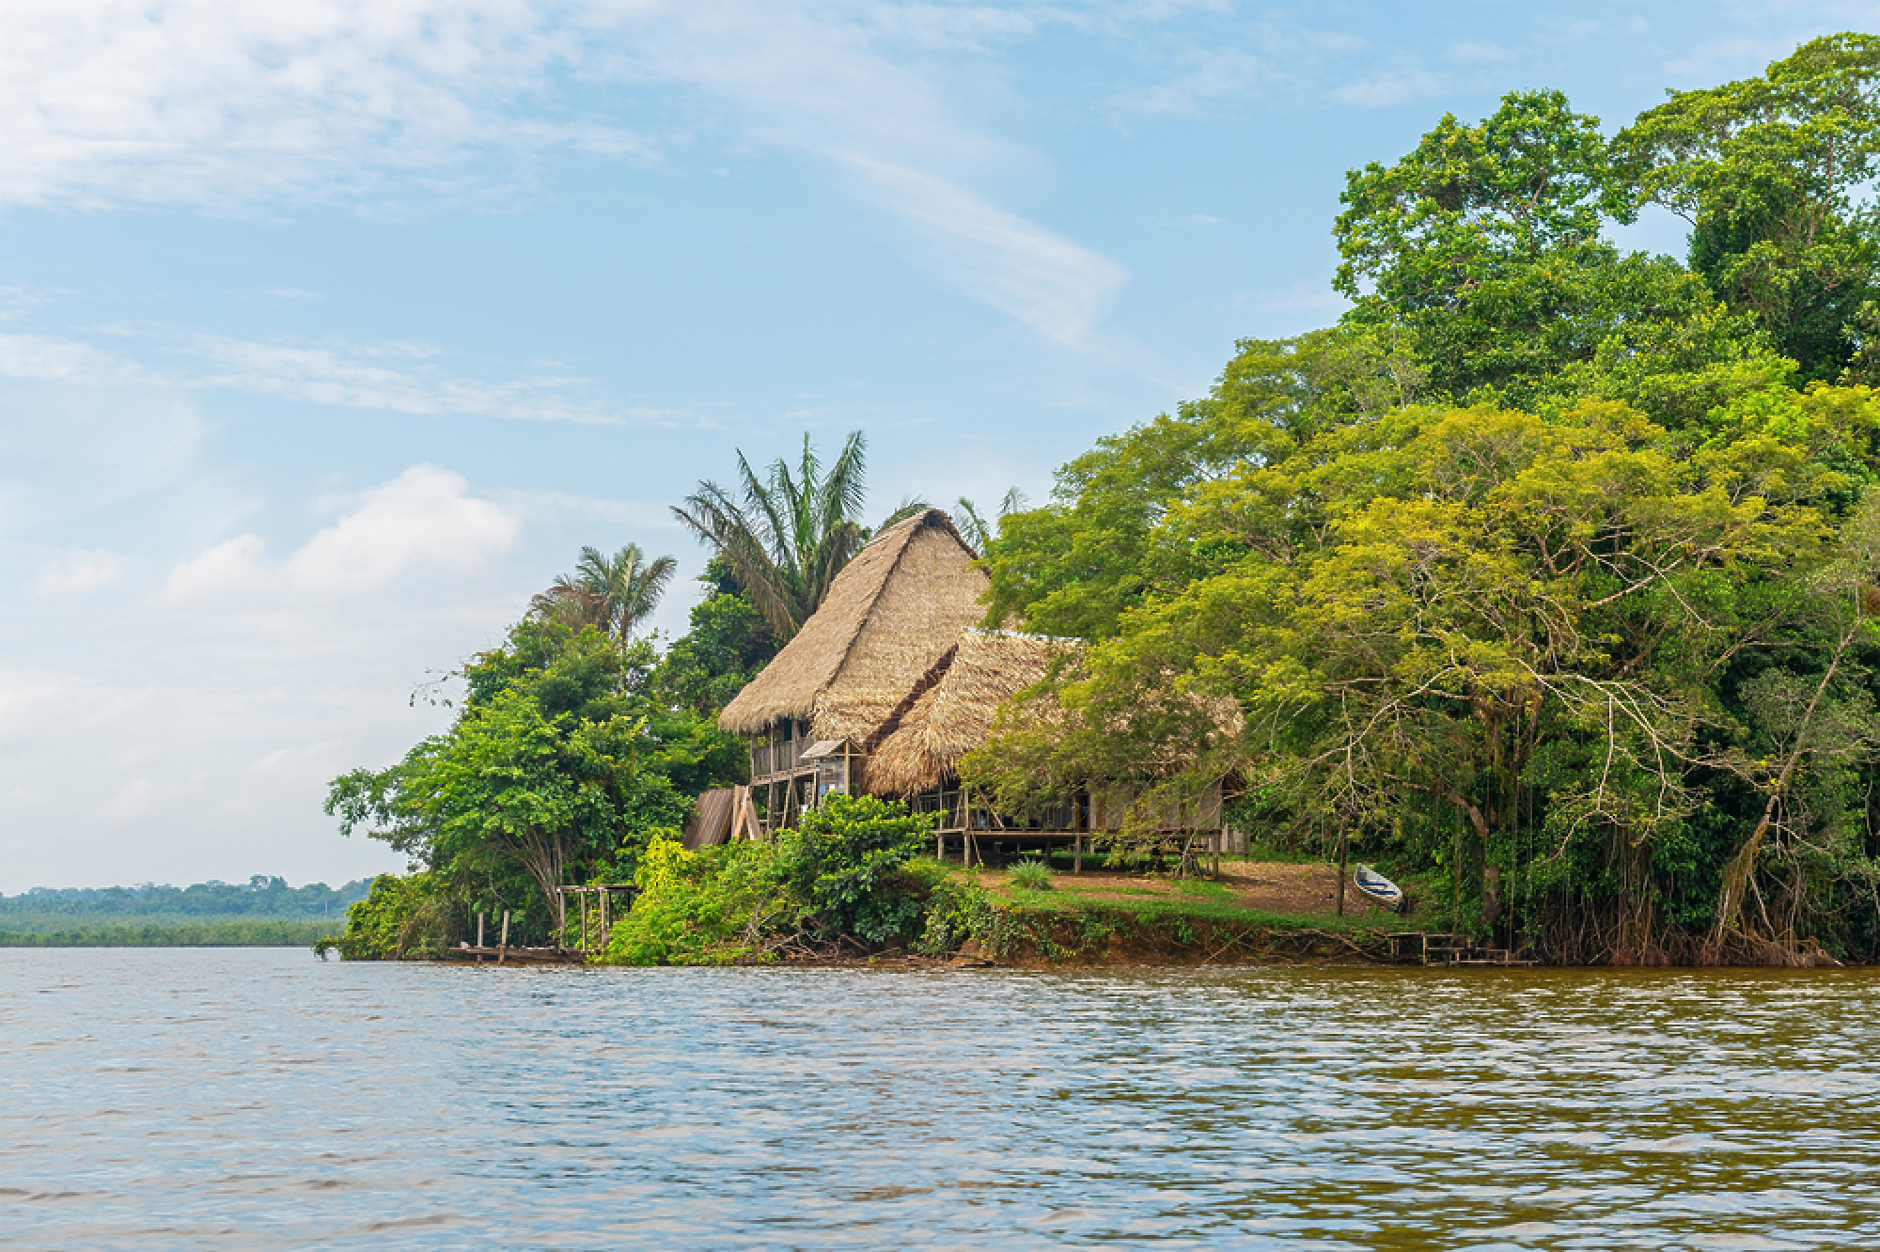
xmin=864 ymin=629 xmax=1072 ymax=796
xmin=717 ymin=509 xmax=989 ymax=741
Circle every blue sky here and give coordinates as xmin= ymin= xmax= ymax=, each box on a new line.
xmin=1 ymin=0 xmax=1870 ymax=890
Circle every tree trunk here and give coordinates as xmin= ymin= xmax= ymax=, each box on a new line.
xmin=1707 ymin=621 xmax=1857 ymax=957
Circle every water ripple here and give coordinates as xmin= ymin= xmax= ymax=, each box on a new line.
xmin=4 ymin=952 xmax=1880 ymax=1248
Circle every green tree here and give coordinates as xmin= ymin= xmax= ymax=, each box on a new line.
xmin=529 ymin=543 xmax=678 ymax=644
xmin=1617 ymin=33 xmax=1880 ymax=381
xmin=655 ymin=559 xmax=780 ymax=716
xmin=1336 ymin=89 xmax=1719 ymax=403
xmin=673 ymin=433 xmax=925 ymax=641
xmin=773 ymin=794 xmax=936 ymax=944
xmin=983 ymin=328 xmax=1426 ymax=640
xmin=325 ymin=622 xmax=700 ymax=939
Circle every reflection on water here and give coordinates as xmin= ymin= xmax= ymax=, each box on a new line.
xmin=3 ymin=949 xmax=1878 ymax=1249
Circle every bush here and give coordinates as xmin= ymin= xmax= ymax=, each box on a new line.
xmin=318 ymin=873 xmax=453 ymax=960
xmin=1009 ymin=858 xmax=1052 ymax=891
xmin=605 ymin=831 xmax=780 ymax=965
xmin=773 ymin=794 xmax=936 ymax=944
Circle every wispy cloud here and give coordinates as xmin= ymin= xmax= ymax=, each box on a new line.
xmin=0 ymin=326 xmax=653 ymax=424
xmin=184 ymin=333 xmax=622 ymax=424
xmin=0 ymin=1 xmax=1134 ymax=345
xmin=0 ymin=0 xmax=646 ymax=210
xmin=32 ymin=548 xmax=128 ymax=596
xmin=0 ymin=333 xmax=144 ymax=383
xmin=835 ymin=155 xmax=1127 ymax=346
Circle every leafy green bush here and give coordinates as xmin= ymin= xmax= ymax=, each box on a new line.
xmin=1008 ymin=858 xmax=1052 ymax=891
xmin=317 ymin=872 xmax=454 ymax=960
xmin=910 ymin=860 xmax=998 ymax=954
xmin=773 ymin=794 xmax=936 ymax=944
xmin=605 ymin=831 xmax=782 ymax=965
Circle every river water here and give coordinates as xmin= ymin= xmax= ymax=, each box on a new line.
xmin=4 ymin=949 xmax=1878 ymax=1250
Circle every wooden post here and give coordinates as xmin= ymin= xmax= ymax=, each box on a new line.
xmin=1074 ymin=832 xmax=1082 ymax=875
xmin=1336 ymin=816 xmax=1349 ymax=918
xmin=477 ymin=911 xmax=486 ymax=949
xmin=499 ymin=909 xmax=510 ymax=964
xmin=579 ymin=890 xmax=589 ymax=955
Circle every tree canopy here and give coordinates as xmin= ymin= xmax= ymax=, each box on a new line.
xmin=976 ymin=37 xmax=1880 ymax=964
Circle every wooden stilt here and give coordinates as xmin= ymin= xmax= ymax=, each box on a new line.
xmin=499 ymin=910 xmax=510 ymax=964
xmin=1337 ymin=815 xmax=1350 ymax=918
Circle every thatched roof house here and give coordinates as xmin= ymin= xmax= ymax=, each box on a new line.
xmin=714 ymin=506 xmax=1237 ymax=855
xmin=865 ymin=630 xmax=1068 ymax=796
xmin=718 ymin=508 xmax=988 ymax=744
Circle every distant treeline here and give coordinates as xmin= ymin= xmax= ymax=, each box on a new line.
xmin=0 ymin=876 xmax=372 ymax=923
xmin=0 ymin=920 xmax=334 ymax=947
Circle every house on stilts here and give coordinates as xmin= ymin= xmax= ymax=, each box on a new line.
xmin=684 ymin=507 xmax=1241 ymax=861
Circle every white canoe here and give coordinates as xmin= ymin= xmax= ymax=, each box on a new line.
xmin=1353 ymin=864 xmax=1404 ymax=912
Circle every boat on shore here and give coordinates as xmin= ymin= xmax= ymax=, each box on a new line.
xmin=1353 ymin=864 xmax=1404 ymax=912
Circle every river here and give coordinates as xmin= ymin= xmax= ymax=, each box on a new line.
xmin=3 ymin=948 xmax=1876 ymax=1249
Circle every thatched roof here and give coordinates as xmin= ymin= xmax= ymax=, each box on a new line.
xmin=864 ymin=629 xmax=1072 ymax=796
xmin=717 ymin=509 xmax=989 ymax=739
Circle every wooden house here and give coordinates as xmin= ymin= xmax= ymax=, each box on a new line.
xmin=706 ymin=507 xmax=1240 ymax=859
xmin=716 ymin=508 xmax=988 ymax=834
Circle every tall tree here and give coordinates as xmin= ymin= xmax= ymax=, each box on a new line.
xmin=1335 ymin=89 xmax=1716 ymax=403
xmin=530 ymin=543 xmax=678 ymax=645
xmin=1616 ymin=33 xmax=1880 ymax=381
xmin=672 ymin=432 xmax=874 ymax=641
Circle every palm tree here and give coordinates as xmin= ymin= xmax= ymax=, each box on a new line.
xmin=529 ymin=543 xmax=678 ymax=644
xmin=675 ymin=432 xmax=912 ymax=642
xmin=954 ymin=487 xmax=1030 ymax=553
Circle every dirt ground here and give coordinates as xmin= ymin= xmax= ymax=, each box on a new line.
xmin=964 ymin=859 xmax=1396 ymax=919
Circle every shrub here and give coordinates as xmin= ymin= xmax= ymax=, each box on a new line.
xmin=319 ymin=872 xmax=453 ymax=960
xmin=1009 ymin=858 xmax=1052 ymax=891
xmin=605 ymin=831 xmax=780 ymax=966
xmin=773 ymin=794 xmax=936 ymax=944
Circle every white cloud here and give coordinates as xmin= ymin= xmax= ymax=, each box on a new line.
xmin=1110 ymin=46 xmax=1273 ymax=117
xmin=836 ymin=155 xmax=1128 ymax=346
xmin=100 ymin=777 xmax=155 ymax=825
xmin=164 ymin=465 xmax=519 ymax=600
xmin=164 ymin=533 xmax=267 ymax=600
xmin=284 ymin=464 xmax=519 ymax=594
xmin=1329 ymin=67 xmax=1450 ymax=109
xmin=0 ymin=328 xmax=632 ymax=424
xmin=33 ymin=548 xmax=127 ymax=595
xmin=0 ymin=333 xmax=142 ymax=383
xmin=0 ymin=0 xmax=1133 ymax=345
xmin=0 ymin=0 xmax=643 ymax=210
xmin=184 ymin=332 xmax=623 ymax=424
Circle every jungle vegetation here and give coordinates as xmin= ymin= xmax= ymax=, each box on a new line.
xmin=326 ymin=34 xmax=1880 ymax=967
xmin=967 ymin=34 xmax=1880 ymax=965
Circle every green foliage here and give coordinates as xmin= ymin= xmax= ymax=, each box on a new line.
xmin=0 ymin=875 xmax=369 ymax=924
xmin=1335 ymin=89 xmax=1734 ymax=406
xmin=655 ymin=565 xmax=780 ymax=717
xmin=0 ymin=921 xmax=334 ymax=948
xmin=529 ymin=543 xmax=678 ymax=644
xmin=673 ymin=431 xmax=874 ymax=641
xmin=604 ymin=833 xmax=777 ymax=966
xmin=1008 ymin=858 xmax=1053 ymax=891
xmin=1617 ymin=34 xmax=1880 ymax=380
xmin=773 ymin=794 xmax=937 ymax=944
xmin=325 ymin=620 xmax=721 ymax=947
xmin=971 ymin=38 xmax=1880 ymax=961
xmin=320 ymin=873 xmax=455 ymax=961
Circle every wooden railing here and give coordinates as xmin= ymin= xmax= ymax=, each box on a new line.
xmin=750 ymin=736 xmax=806 ymax=779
